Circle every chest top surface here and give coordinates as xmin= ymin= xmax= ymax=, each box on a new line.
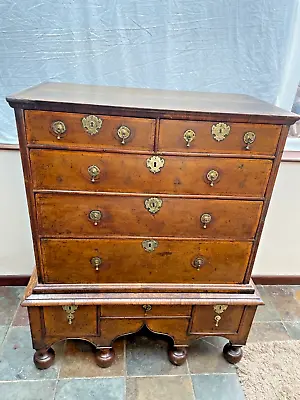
xmin=7 ymin=82 xmax=298 ymax=125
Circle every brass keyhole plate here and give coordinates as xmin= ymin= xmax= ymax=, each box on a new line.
xmin=144 ymin=197 xmax=163 ymax=214
xmin=142 ymin=239 xmax=158 ymax=252
xmin=146 ymin=156 xmax=165 ymax=174
xmin=82 ymin=115 xmax=103 ymax=136
xmin=211 ymin=123 xmax=230 ymax=142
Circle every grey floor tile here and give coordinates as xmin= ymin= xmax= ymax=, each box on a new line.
xmin=0 ymin=326 xmax=62 ymax=380
xmin=0 ymin=286 xmax=24 ymax=325
xmin=192 ymin=374 xmax=245 ymax=400
xmin=0 ymin=325 xmax=9 ymax=347
xmin=254 ymin=286 xmax=280 ymax=322
xmin=188 ymin=338 xmax=236 ymax=374
xmin=126 ymin=376 xmax=194 ymax=400
xmin=126 ymin=335 xmax=188 ymax=376
xmin=0 ymin=380 xmax=56 ymax=400
xmin=247 ymin=322 xmax=290 ymax=343
xmin=263 ymin=285 xmax=300 ymax=322
xmin=283 ymin=322 xmax=300 ymax=340
xmin=55 ymin=378 xmax=124 ymax=400
xmin=12 ymin=306 xmax=29 ymax=326
xmin=59 ymin=338 xmax=125 ymax=378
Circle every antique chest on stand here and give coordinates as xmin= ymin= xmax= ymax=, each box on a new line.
xmin=7 ymin=83 xmax=299 ymax=369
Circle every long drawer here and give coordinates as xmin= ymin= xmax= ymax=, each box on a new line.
xmin=30 ymin=149 xmax=272 ymax=197
xmin=36 ymin=194 xmax=263 ymax=239
xmin=159 ymin=119 xmax=281 ymax=155
xmin=25 ymin=110 xmax=155 ymax=150
xmin=40 ymin=238 xmax=252 ymax=284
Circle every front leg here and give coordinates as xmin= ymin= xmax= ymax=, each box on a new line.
xmin=223 ymin=342 xmax=243 ymax=364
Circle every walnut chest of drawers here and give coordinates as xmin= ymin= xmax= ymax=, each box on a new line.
xmin=7 ymin=83 xmax=299 ymax=369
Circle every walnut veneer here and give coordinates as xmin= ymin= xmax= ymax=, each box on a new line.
xmin=7 ymin=83 xmax=299 ymax=369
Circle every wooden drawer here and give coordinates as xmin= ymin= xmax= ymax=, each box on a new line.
xmin=31 ymin=149 xmax=272 ymax=197
xmin=36 ymin=194 xmax=263 ymax=239
xmin=25 ymin=110 xmax=155 ymax=151
xmin=101 ymin=305 xmax=191 ymax=318
xmin=40 ymin=239 xmax=252 ymax=284
xmin=43 ymin=306 xmax=97 ymax=337
xmin=159 ymin=120 xmax=281 ymax=156
xmin=190 ymin=305 xmax=244 ymax=334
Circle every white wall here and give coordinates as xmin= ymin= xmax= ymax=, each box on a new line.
xmin=0 ymin=150 xmax=299 ymax=276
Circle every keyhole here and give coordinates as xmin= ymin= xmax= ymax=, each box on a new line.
xmin=90 ymin=121 xmax=94 ymax=127
xmin=154 ymin=162 xmax=157 ymax=167
xmin=148 ymin=243 xmax=152 ymax=249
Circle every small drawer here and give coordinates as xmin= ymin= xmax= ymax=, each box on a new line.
xmin=40 ymin=238 xmax=252 ymax=285
xmin=30 ymin=149 xmax=272 ymax=198
xmin=43 ymin=305 xmax=97 ymax=337
xmin=190 ymin=305 xmax=244 ymax=334
xmin=36 ymin=193 xmax=263 ymax=240
xmin=101 ymin=305 xmax=191 ymax=318
xmin=25 ymin=110 xmax=155 ymax=151
xmin=159 ymin=120 xmax=281 ymax=156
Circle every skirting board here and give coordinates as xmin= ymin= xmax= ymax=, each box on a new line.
xmin=1 ymin=275 xmax=300 ymax=286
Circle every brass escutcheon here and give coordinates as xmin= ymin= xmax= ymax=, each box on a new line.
xmin=90 ymin=256 xmax=102 ymax=271
xmin=142 ymin=304 xmax=152 ymax=313
xmin=81 ymin=115 xmax=102 ymax=136
xmin=183 ymin=129 xmax=196 ymax=147
xmin=62 ymin=305 xmax=78 ymax=325
xmin=243 ymin=131 xmax=256 ymax=150
xmin=87 ymin=165 xmax=100 ymax=182
xmin=200 ymin=213 xmax=212 ymax=229
xmin=142 ymin=239 xmax=158 ymax=252
xmin=144 ymin=197 xmax=163 ymax=214
xmin=146 ymin=156 xmax=165 ymax=174
xmin=206 ymin=169 xmax=219 ymax=187
xmin=51 ymin=120 xmax=66 ymax=140
xmin=213 ymin=304 xmax=228 ymax=327
xmin=89 ymin=210 xmax=102 ymax=226
xmin=211 ymin=122 xmax=230 ymax=142
xmin=117 ymin=125 xmax=131 ymax=144
xmin=192 ymin=256 xmax=206 ymax=270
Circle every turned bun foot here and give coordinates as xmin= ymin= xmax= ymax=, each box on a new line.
xmin=223 ymin=342 xmax=243 ymax=364
xmin=95 ymin=347 xmax=115 ymax=368
xmin=168 ymin=346 xmax=187 ymax=366
xmin=33 ymin=348 xmax=55 ymax=370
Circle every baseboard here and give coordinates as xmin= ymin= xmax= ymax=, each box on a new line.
xmin=252 ymin=275 xmax=300 ymax=285
xmin=1 ymin=275 xmax=300 ymax=286
xmin=0 ymin=275 xmax=30 ymax=286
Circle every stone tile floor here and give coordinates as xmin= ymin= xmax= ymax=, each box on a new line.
xmin=0 ymin=285 xmax=300 ymax=399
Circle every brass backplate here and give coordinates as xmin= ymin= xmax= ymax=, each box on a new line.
xmin=211 ymin=123 xmax=230 ymax=142
xmin=213 ymin=304 xmax=228 ymax=314
xmin=146 ymin=156 xmax=165 ymax=174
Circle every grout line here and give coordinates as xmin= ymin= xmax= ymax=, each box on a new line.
xmin=52 ymin=378 xmax=59 ymax=400
xmin=186 ymin=356 xmax=196 ymax=400
xmin=123 ymin=339 xmax=127 ymax=400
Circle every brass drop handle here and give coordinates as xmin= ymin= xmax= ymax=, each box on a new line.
xmin=87 ymin=165 xmax=100 ymax=183
xmin=90 ymin=256 xmax=102 ymax=271
xmin=192 ymin=256 xmax=205 ymax=270
xmin=117 ymin=125 xmax=131 ymax=144
xmin=51 ymin=120 xmax=66 ymax=140
xmin=206 ymin=170 xmax=219 ymax=187
xmin=200 ymin=213 xmax=212 ymax=229
xmin=183 ymin=129 xmax=196 ymax=147
xmin=142 ymin=304 xmax=152 ymax=313
xmin=243 ymin=131 xmax=256 ymax=150
xmin=89 ymin=210 xmax=102 ymax=226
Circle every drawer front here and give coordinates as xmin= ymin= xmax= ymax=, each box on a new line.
xmin=41 ymin=239 xmax=252 ymax=284
xmin=43 ymin=306 xmax=97 ymax=336
xmin=31 ymin=149 xmax=272 ymax=197
xmin=190 ymin=305 xmax=244 ymax=334
xmin=36 ymin=194 xmax=263 ymax=239
xmin=159 ymin=120 xmax=281 ymax=155
xmin=25 ymin=110 xmax=155 ymax=151
xmin=101 ymin=305 xmax=191 ymax=318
